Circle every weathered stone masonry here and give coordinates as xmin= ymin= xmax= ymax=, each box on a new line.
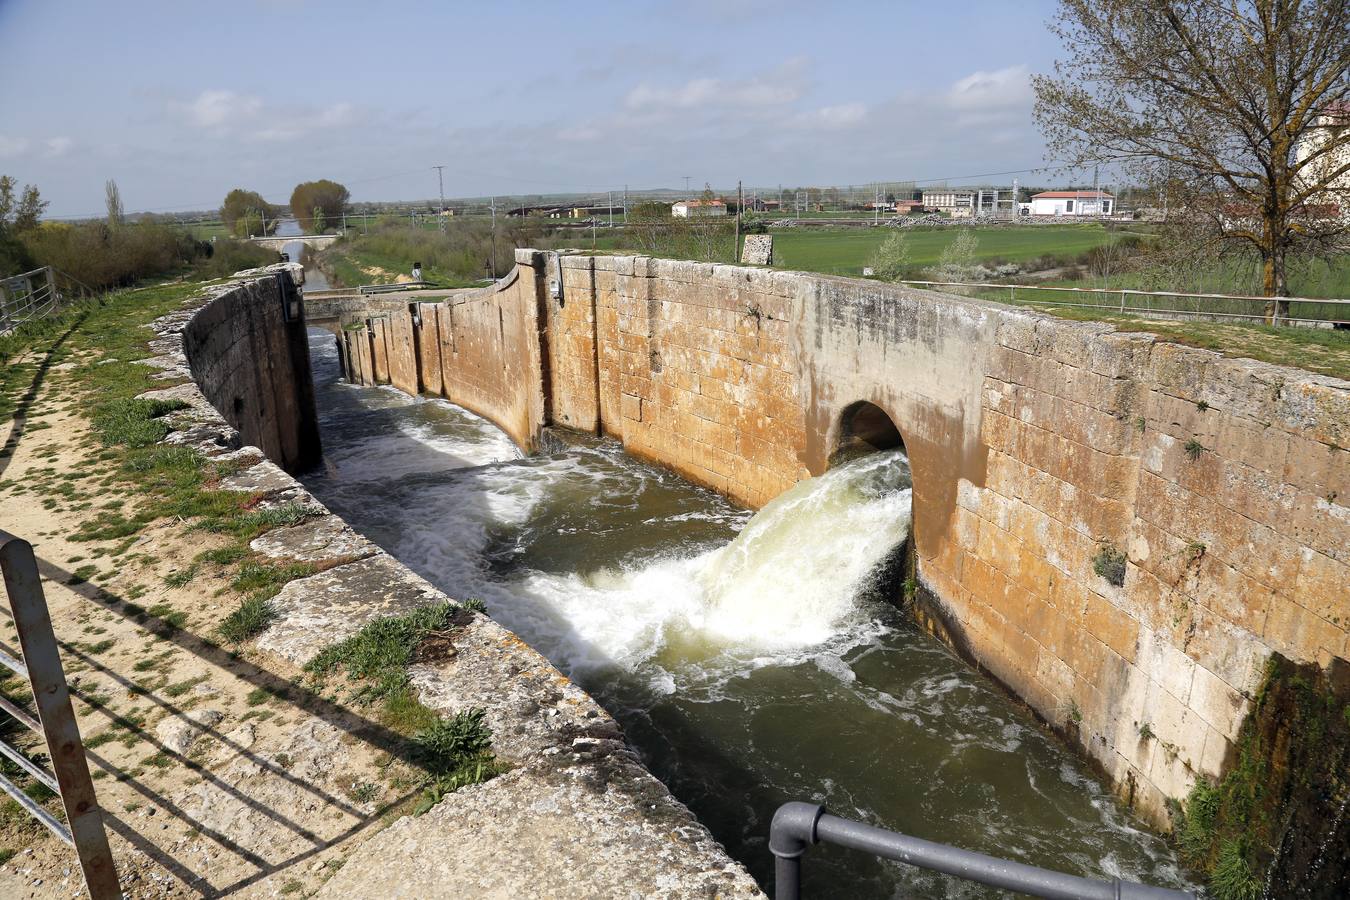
xmin=180 ymin=273 xmax=320 ymax=473
xmin=327 ymin=250 xmax=1349 ymax=827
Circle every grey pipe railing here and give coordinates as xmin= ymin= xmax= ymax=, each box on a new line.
xmin=769 ymin=802 xmax=1195 ymax=900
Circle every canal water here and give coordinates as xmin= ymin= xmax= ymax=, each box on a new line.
xmin=274 ymin=218 xmax=331 ymax=291
xmin=299 ymin=330 xmax=1195 ymax=897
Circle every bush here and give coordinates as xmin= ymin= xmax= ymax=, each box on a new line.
xmin=192 ymin=238 xmax=277 ymax=279
xmin=320 ymin=217 xmax=563 ymax=284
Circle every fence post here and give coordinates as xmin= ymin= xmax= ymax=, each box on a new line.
xmin=0 ymin=531 xmax=120 ymax=899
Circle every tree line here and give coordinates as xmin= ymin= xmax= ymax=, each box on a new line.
xmin=219 ymin=179 xmax=351 ymax=237
xmin=1 ymin=176 xmax=275 ymax=290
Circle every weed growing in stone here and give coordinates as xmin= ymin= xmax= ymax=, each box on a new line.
xmin=1184 ymin=438 xmax=1205 ymax=460
xmin=1091 ymin=544 xmax=1127 ymax=587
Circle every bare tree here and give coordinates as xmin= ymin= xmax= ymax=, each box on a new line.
xmin=105 ymin=178 xmax=124 ymax=227
xmin=1034 ymin=0 xmax=1350 ymax=318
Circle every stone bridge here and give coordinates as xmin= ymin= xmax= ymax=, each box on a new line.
xmin=307 ymin=249 xmax=1349 ymax=829
xmin=249 ymin=233 xmax=341 ymax=252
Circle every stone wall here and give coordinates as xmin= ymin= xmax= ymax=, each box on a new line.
xmin=330 ymin=250 xmax=1348 ymax=827
xmin=168 ymin=276 xmax=763 ymax=897
xmin=333 ymin=267 xmax=548 ymax=452
xmin=180 ymin=272 xmax=320 ymax=473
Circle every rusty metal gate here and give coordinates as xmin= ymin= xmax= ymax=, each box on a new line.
xmin=0 ymin=529 xmax=119 ymax=898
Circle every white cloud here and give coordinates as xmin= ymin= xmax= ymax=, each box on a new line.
xmin=793 ymin=102 xmax=868 ymax=128
xmin=0 ymin=136 xmax=31 ymax=158
xmin=253 ymin=102 xmax=357 ymax=142
xmin=945 ymin=65 xmax=1032 ymax=113
xmin=171 ymin=91 xmax=359 ymax=142
xmin=558 ymin=125 xmax=601 ymax=143
xmin=179 ymin=89 xmax=263 ymax=129
xmin=624 ymin=57 xmax=809 ymax=112
xmin=45 ymin=137 xmax=73 ymax=157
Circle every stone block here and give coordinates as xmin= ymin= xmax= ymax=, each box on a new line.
xmin=1188 ymin=664 xmax=1248 ymax=741
xmin=621 ymin=393 xmax=643 ymax=423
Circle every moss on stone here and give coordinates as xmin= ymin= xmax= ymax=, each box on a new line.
xmin=1175 ymin=654 xmax=1349 ymax=898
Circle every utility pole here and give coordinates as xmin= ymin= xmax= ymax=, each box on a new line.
xmin=490 ymin=196 xmax=498 ymax=277
xmin=624 ymin=184 xmax=628 ymax=225
xmin=608 ymin=190 xmax=614 ymax=228
xmin=683 ymin=175 xmax=691 ymax=196
xmin=433 ymin=165 xmax=447 ymax=233
xmin=735 ymin=179 xmax=742 ymax=263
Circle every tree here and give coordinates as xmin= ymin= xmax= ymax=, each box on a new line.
xmin=932 ymin=228 xmax=980 ymax=282
xmin=0 ymin=177 xmax=47 ymax=233
xmin=289 ymin=179 xmax=349 ymax=233
xmin=105 ymin=179 xmax=124 ymax=227
xmin=869 ymin=232 xmax=913 ymax=281
xmin=221 ymin=188 xmax=271 ymax=236
xmin=312 ymin=206 xmax=326 ymax=235
xmin=1033 ymin=0 xmax=1350 ymax=318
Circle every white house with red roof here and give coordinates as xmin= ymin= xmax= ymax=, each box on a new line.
xmin=1028 ymin=190 xmax=1114 ymax=216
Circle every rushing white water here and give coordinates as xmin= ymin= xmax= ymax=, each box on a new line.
xmin=505 ymin=450 xmax=910 ymax=677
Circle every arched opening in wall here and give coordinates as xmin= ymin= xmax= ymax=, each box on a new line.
xmin=832 ymin=400 xmax=905 ymax=466
xmin=830 ymin=401 xmax=915 ymax=611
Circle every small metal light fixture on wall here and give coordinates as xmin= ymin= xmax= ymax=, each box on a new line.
xmin=410 ymin=302 xmax=423 ymax=328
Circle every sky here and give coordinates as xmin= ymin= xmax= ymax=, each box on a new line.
xmin=0 ymin=0 xmax=1068 ymax=217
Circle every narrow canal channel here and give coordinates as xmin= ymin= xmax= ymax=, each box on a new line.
xmin=299 ymin=330 xmax=1195 ymax=897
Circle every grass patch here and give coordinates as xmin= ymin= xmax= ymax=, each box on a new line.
xmin=164 ymin=565 xmax=199 ymax=588
xmin=196 ymin=543 xmax=248 ymax=566
xmin=229 ymin=560 xmax=316 ymax=599
xmin=146 ymin=602 xmax=188 ymax=630
xmin=218 ymin=597 xmax=276 ymax=645
xmin=305 ymin=602 xmax=459 ymax=705
xmin=90 ymin=398 xmax=189 ymax=449
xmin=302 ymin=602 xmax=501 ymax=813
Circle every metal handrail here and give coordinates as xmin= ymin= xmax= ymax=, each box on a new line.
xmin=892 ymin=279 xmax=1347 ymax=327
xmin=769 ymin=802 xmax=1195 ymax=900
xmin=0 ymin=529 xmax=120 ymax=898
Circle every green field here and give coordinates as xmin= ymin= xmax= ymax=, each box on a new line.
xmin=766 ymin=224 xmax=1121 ymax=276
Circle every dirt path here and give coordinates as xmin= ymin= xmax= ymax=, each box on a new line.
xmin=0 ymin=349 xmax=400 ymax=898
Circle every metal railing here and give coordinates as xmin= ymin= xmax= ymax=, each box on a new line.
xmin=1 ymin=267 xmax=95 ymax=336
xmin=769 ymin=802 xmax=1195 ymax=900
xmin=0 ymin=529 xmax=119 ymax=898
xmin=894 ymin=279 xmax=1349 ymax=328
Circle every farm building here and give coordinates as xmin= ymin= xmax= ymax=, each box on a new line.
xmin=921 ymin=189 xmax=975 ymax=218
xmin=1295 ymin=101 xmax=1350 ymax=219
xmin=672 ymin=199 xmax=728 ymax=218
xmin=1028 ymin=190 xmax=1114 ymax=216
